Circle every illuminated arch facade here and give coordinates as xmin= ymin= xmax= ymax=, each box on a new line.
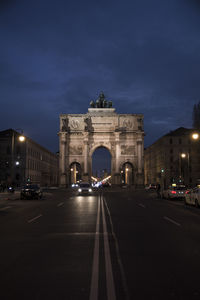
xmin=59 ymin=101 xmax=144 ymax=186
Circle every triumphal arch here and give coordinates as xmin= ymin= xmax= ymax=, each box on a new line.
xmin=59 ymin=93 xmax=144 ymax=186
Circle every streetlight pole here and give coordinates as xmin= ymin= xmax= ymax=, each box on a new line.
xmin=10 ymin=129 xmax=25 ymax=186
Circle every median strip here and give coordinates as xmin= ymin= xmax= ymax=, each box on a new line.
xmin=89 ymin=197 xmax=100 ymax=300
xmin=101 ymin=198 xmax=116 ymax=300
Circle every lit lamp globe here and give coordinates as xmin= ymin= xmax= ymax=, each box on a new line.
xmin=192 ymin=133 xmax=199 ymax=140
xmin=181 ymin=153 xmax=186 ymax=158
xmin=19 ymin=135 xmax=25 ymax=142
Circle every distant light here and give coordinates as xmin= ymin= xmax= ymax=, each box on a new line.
xmin=192 ymin=133 xmax=199 ymax=140
xmin=15 ymin=161 xmax=20 ymax=166
xmin=126 ymin=168 xmax=129 ymax=171
xmin=70 ymin=168 xmax=73 ymax=171
xmin=19 ymin=135 xmax=25 ymax=142
xmin=181 ymin=153 xmax=186 ymax=158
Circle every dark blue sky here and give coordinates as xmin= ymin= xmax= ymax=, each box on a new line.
xmin=1 ymin=0 xmax=200 ymax=153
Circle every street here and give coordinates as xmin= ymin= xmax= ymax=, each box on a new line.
xmin=1 ymin=188 xmax=200 ymax=299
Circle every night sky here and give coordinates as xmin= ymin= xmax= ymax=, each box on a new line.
xmin=1 ymin=0 xmax=200 ymax=160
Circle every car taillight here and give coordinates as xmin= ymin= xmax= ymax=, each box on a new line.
xmin=185 ymin=190 xmax=189 ymax=194
xmin=171 ymin=191 xmax=177 ymax=194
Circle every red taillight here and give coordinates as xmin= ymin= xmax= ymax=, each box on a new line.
xmin=185 ymin=190 xmax=189 ymax=194
xmin=171 ymin=191 xmax=177 ymax=194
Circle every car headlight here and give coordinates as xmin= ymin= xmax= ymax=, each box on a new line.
xmin=89 ymin=188 xmax=92 ymax=192
xmin=78 ymin=188 xmax=82 ymax=192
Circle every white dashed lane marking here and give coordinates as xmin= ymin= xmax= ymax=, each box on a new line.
xmin=28 ymin=214 xmax=43 ymax=223
xmin=164 ymin=216 xmax=181 ymax=227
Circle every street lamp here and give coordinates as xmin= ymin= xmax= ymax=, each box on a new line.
xmin=192 ymin=133 xmax=199 ymax=140
xmin=180 ymin=152 xmax=190 ymax=185
xmin=125 ymin=168 xmax=129 ymax=184
xmin=11 ymin=129 xmax=26 ymax=185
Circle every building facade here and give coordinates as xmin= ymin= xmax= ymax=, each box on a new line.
xmin=144 ymin=127 xmax=200 ymax=188
xmin=59 ymin=93 xmax=144 ymax=187
xmin=0 ymin=129 xmax=58 ymax=187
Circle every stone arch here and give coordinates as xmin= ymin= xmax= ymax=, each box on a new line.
xmin=59 ymin=101 xmax=144 ymax=187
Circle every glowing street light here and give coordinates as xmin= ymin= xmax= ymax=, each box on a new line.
xmin=11 ymin=129 xmax=25 ymax=184
xmin=19 ymin=135 xmax=25 ymax=142
xmin=192 ymin=133 xmax=199 ymax=140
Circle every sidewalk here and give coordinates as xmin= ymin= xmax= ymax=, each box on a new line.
xmin=0 ymin=191 xmax=20 ymax=201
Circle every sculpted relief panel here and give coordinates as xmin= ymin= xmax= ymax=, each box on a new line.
xmin=119 ymin=116 xmax=136 ymax=130
xmin=121 ymin=145 xmax=135 ymax=155
xmin=69 ymin=145 xmax=83 ymax=155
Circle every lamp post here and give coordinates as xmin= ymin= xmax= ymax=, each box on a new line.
xmin=125 ymin=167 xmax=129 ymax=185
xmin=11 ymin=129 xmax=26 ymax=186
xmin=180 ymin=152 xmax=190 ymax=185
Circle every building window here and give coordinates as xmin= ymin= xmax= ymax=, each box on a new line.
xmin=170 ymin=149 xmax=173 ymax=154
xmin=179 ymin=138 xmax=182 ymax=144
xmin=170 ymin=138 xmax=173 ymax=144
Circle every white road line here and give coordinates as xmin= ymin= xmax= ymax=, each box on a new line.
xmin=138 ymin=203 xmax=146 ymax=208
xmin=57 ymin=202 xmax=64 ymax=207
xmin=164 ymin=216 xmax=181 ymax=227
xmin=104 ymin=198 xmax=130 ymax=300
xmin=89 ymin=197 xmax=100 ymax=300
xmin=0 ymin=206 xmax=11 ymax=211
xmin=101 ymin=198 xmax=116 ymax=300
xmin=28 ymin=214 xmax=43 ymax=223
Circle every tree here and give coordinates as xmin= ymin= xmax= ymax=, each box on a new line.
xmin=192 ymin=102 xmax=200 ymax=129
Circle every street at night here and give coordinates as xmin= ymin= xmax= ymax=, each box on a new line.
xmin=1 ymin=188 xmax=200 ymax=299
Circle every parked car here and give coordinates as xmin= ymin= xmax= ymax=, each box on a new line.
xmin=145 ymin=184 xmax=157 ymax=190
xmin=78 ymin=182 xmax=93 ymax=195
xmin=184 ymin=187 xmax=200 ymax=207
xmin=20 ymin=184 xmax=43 ymax=200
xmin=162 ymin=185 xmax=189 ymax=200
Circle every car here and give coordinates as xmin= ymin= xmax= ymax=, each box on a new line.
xmin=20 ymin=184 xmax=43 ymax=200
xmin=184 ymin=187 xmax=200 ymax=207
xmin=78 ymin=182 xmax=93 ymax=195
xmin=145 ymin=184 xmax=157 ymax=190
xmin=162 ymin=185 xmax=189 ymax=200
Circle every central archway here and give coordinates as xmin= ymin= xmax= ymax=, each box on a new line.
xmin=92 ymin=147 xmax=111 ymax=181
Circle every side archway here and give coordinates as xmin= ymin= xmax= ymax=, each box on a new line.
xmin=120 ymin=162 xmax=134 ymax=185
xmin=69 ymin=162 xmax=82 ymax=185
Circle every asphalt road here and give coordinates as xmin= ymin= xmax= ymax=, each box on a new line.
xmin=1 ymin=188 xmax=200 ymax=300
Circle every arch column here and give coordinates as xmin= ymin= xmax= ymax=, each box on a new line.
xmin=83 ymin=136 xmax=89 ymax=182
xmin=59 ymin=132 xmax=67 ymax=187
xmin=114 ymin=132 xmax=121 ymax=185
xmin=137 ymin=140 xmax=144 ymax=186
